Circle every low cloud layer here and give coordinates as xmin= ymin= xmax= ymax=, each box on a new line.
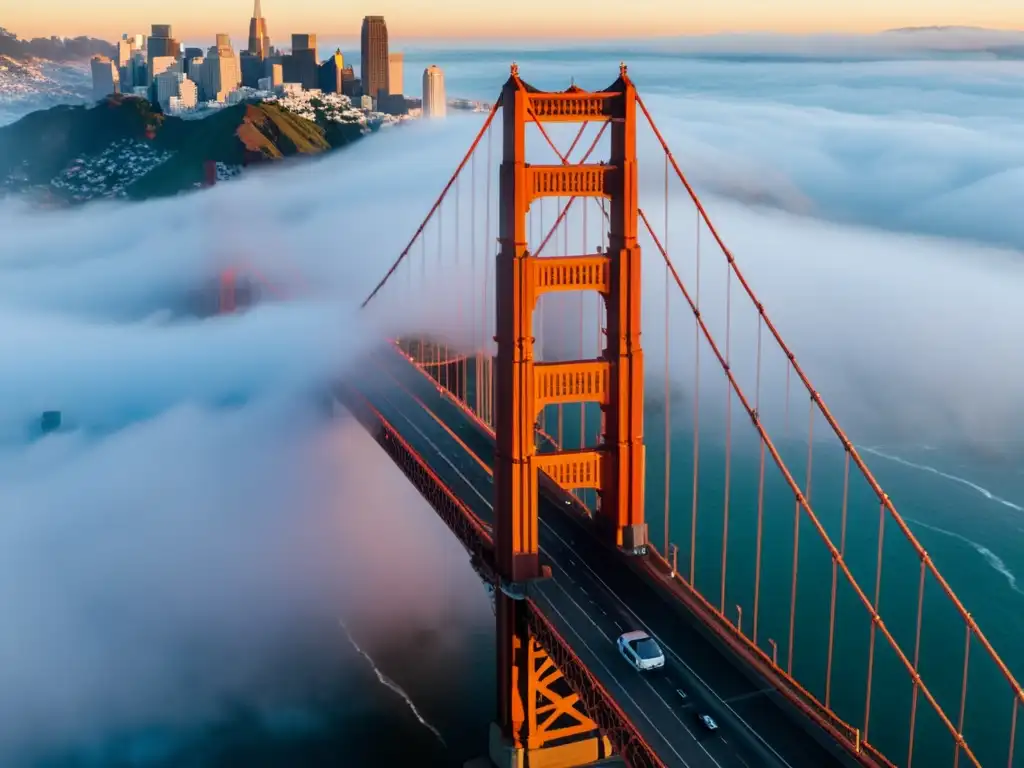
xmin=0 ymin=119 xmax=492 ymax=764
xmin=0 ymin=35 xmax=1019 ymax=762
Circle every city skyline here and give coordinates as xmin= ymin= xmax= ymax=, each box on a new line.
xmin=7 ymin=0 xmax=1023 ymax=40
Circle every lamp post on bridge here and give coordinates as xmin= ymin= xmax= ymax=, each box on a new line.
xmin=735 ymin=605 xmax=742 ymax=635
xmin=768 ymin=638 xmax=778 ymax=667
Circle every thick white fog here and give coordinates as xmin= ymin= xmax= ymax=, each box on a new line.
xmin=0 ymin=32 xmax=1021 ymax=761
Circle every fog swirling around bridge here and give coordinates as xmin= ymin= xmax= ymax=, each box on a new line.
xmin=0 ymin=37 xmax=1020 ymax=762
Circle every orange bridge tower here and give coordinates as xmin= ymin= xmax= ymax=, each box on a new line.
xmin=490 ymin=64 xmax=647 ymax=768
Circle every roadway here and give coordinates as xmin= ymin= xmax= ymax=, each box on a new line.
xmin=345 ymin=346 xmax=850 ymax=768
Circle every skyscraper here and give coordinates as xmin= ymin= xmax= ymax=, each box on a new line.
xmin=247 ymin=0 xmax=271 ymax=58
xmin=422 ymin=65 xmax=446 ymax=118
xmin=202 ymin=35 xmax=241 ymax=101
xmin=360 ymin=16 xmax=389 ymax=100
xmin=283 ymin=34 xmax=317 ymax=90
xmin=90 ymin=56 xmax=120 ymax=101
xmin=146 ymin=24 xmax=180 ymax=85
xmin=116 ymin=39 xmax=132 ymax=68
xmin=388 ymin=53 xmax=404 ymax=96
xmin=319 ymin=50 xmax=345 ymax=94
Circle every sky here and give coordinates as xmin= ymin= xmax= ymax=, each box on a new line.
xmin=5 ymin=0 xmax=1024 ymax=41
xmin=1 ymin=33 xmax=1023 ymax=765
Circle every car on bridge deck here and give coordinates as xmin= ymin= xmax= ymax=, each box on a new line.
xmin=616 ymin=630 xmax=665 ymax=671
xmin=697 ymin=713 xmax=718 ymax=732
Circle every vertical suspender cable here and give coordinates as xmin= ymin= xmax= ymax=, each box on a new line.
xmin=906 ymin=557 xmax=926 ymax=768
xmin=420 ymin=218 xmax=427 ymax=368
xmin=788 ymin=400 xmax=814 ymax=674
xmin=437 ymin=195 xmax=445 ymax=390
xmin=825 ymin=450 xmax=851 ymax=709
xmin=483 ymin=122 xmax=493 ymax=427
xmin=581 ymin=196 xmax=587 ymax=462
xmin=558 ymin=196 xmax=565 ymax=450
xmin=753 ymin=314 xmax=765 ymax=646
xmin=864 ymin=499 xmax=887 ymax=742
xmin=1008 ymin=698 xmax=1019 ymax=768
xmin=455 ymin=173 xmax=463 ymax=401
xmin=539 ymin=199 xmax=546 ymax=436
xmin=720 ymin=244 xmax=733 ymax=614
xmin=689 ymin=207 xmax=702 ymax=586
xmin=471 ymin=146 xmax=480 ymax=416
xmin=663 ymin=155 xmax=672 ymax=559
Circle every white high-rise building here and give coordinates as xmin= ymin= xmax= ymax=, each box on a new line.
xmin=422 ymin=64 xmax=446 ymax=118
xmin=90 ymin=56 xmax=120 ymax=101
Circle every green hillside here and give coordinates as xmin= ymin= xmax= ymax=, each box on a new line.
xmin=0 ymin=95 xmax=366 ymax=203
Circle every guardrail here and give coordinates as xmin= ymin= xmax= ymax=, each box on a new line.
xmin=335 ymin=380 xmax=665 ymax=768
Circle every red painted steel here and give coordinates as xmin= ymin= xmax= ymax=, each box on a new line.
xmin=331 ymin=63 xmax=1024 ymax=768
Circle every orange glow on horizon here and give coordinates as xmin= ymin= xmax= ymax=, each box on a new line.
xmin=5 ymin=0 xmax=1022 ymax=43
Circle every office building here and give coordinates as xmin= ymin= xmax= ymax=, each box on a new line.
xmin=283 ymin=34 xmax=317 ymax=90
xmin=270 ymin=62 xmax=283 ymax=87
xmin=149 ymin=56 xmax=178 ymax=80
xmin=292 ymin=33 xmax=316 ymax=52
xmin=202 ymin=36 xmax=241 ymax=102
xmin=422 ymin=64 xmax=446 ymax=118
xmin=147 ymin=24 xmax=180 ymax=84
xmin=342 ymin=72 xmax=360 ymax=99
xmin=247 ymin=0 xmax=271 ymax=58
xmin=127 ymin=50 xmax=147 ymax=89
xmin=360 ymin=94 xmax=373 ymax=111
xmin=117 ymin=39 xmax=132 ymax=68
xmin=360 ymin=16 xmax=389 ymax=99
xmin=182 ymin=47 xmax=203 ymax=75
xmin=155 ymin=70 xmax=196 ymax=111
xmin=374 ymin=52 xmax=406 ymax=113
xmin=388 ymin=52 xmax=403 ymax=96
xmin=318 ymin=49 xmax=344 ymax=94
xmin=240 ymin=51 xmax=263 ymax=88
xmin=90 ymin=56 xmax=119 ymax=100
xmin=186 ymin=56 xmax=205 ymax=98
xmin=117 ymin=40 xmax=137 ymax=88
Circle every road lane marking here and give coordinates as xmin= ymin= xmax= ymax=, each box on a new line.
xmin=372 ymin=391 xmax=494 ymax=517
xmin=544 ymin=572 xmax=724 ymax=768
xmin=366 ymin=384 xmax=789 ymax=768
xmin=724 ymin=688 xmax=777 ymax=705
xmin=537 ymin=518 xmax=795 ymax=768
xmin=366 ymin=401 xmax=708 ymax=767
xmin=532 ymin=589 xmax=693 ymax=768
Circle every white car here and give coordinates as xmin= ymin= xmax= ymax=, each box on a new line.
xmin=616 ymin=630 xmax=665 ymax=671
xmin=698 ymin=713 xmax=718 ymax=731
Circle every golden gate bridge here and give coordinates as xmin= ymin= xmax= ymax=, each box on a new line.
xmin=214 ymin=65 xmax=1023 ymax=768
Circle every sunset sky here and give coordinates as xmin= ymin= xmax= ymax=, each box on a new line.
xmin=7 ymin=0 xmax=1022 ymax=41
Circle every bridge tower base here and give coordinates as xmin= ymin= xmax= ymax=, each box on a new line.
xmin=492 ymin=593 xmax=613 ymax=767
xmin=487 ymin=722 xmax=612 ymax=768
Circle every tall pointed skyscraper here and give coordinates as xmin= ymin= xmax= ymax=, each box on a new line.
xmin=247 ymin=0 xmax=271 ymax=58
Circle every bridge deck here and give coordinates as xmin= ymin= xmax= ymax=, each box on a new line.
xmin=348 ymin=347 xmax=858 ymax=768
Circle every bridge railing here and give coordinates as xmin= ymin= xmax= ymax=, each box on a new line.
xmin=351 ymin=66 xmax=1024 ymax=768
xmin=333 ymin=381 xmax=665 ymax=768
